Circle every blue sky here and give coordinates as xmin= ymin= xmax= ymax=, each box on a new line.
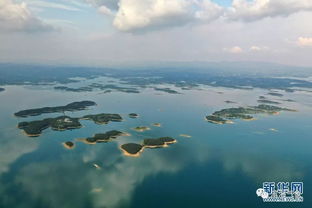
xmin=1 ymin=0 xmax=312 ymax=66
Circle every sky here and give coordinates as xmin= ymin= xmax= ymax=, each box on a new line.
xmin=1 ymin=0 xmax=312 ymax=67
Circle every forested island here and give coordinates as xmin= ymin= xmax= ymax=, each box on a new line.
xmin=82 ymin=130 xmax=127 ymax=144
xmin=206 ymin=104 xmax=296 ymax=124
xmin=17 ymin=113 xmax=123 ymax=136
xmin=120 ymin=137 xmax=176 ymax=157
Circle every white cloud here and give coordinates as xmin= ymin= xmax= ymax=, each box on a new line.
xmin=224 ymin=46 xmax=243 ymax=53
xmin=85 ymin=0 xmax=223 ymax=32
xmin=113 ymin=0 xmax=194 ymax=32
xmin=0 ymin=0 xmax=53 ymax=32
xmin=98 ymin=5 xmax=114 ymax=16
xmin=250 ymin=45 xmax=269 ymax=51
xmin=297 ymin=37 xmax=312 ymax=47
xmin=228 ymin=0 xmax=312 ymax=22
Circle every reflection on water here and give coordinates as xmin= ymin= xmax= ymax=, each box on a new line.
xmin=0 ymin=80 xmax=311 ymax=208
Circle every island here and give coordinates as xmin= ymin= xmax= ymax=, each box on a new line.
xmin=82 ymin=113 xmax=122 ymax=124
xmin=205 ymin=115 xmax=233 ymax=124
xmin=206 ymin=104 xmax=295 ymax=125
xmin=153 ymin=123 xmax=161 ymax=127
xmin=153 ymin=87 xmax=180 ymax=94
xmin=132 ymin=126 xmax=151 ymax=132
xmin=120 ymin=143 xmax=144 ymax=157
xmin=143 ymin=137 xmax=176 ymax=148
xmin=179 ymin=134 xmax=192 ymax=138
xmin=82 ymin=130 xmax=126 ymax=144
xmin=120 ymin=136 xmax=177 ymax=157
xmin=18 ymin=113 xmax=123 ymax=137
xmin=54 ymin=86 xmax=93 ymax=92
xmin=14 ymin=101 xmax=96 ymax=117
xmin=225 ymin=100 xmax=236 ymax=104
xmin=268 ymin=92 xmax=283 ymax=97
xmin=129 ymin=113 xmax=139 ymax=118
xmin=55 ymin=83 xmax=140 ymax=93
xmin=63 ymin=141 xmax=75 ymax=149
xmin=0 ymin=87 xmax=4 ymax=92
xmin=18 ymin=116 xmax=82 ymax=137
xmin=257 ymin=99 xmax=281 ymax=104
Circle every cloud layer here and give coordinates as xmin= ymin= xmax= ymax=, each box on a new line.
xmin=0 ymin=0 xmax=53 ymax=32
xmin=87 ymin=0 xmax=312 ymax=32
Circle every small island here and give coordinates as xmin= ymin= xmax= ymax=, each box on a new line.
xmin=152 ymin=123 xmax=161 ymax=127
xmin=63 ymin=141 xmax=75 ymax=149
xmin=153 ymin=87 xmax=180 ymax=94
xmin=129 ymin=113 xmax=139 ymax=118
xmin=143 ymin=137 xmax=176 ymax=148
xmin=225 ymin=100 xmax=236 ymax=104
xmin=206 ymin=104 xmax=295 ymax=125
xmin=132 ymin=126 xmax=151 ymax=132
xmin=268 ymin=92 xmax=283 ymax=97
xmin=14 ymin=101 xmax=96 ymax=117
xmin=205 ymin=115 xmax=233 ymax=124
xmin=179 ymin=134 xmax=192 ymax=138
xmin=257 ymin=99 xmax=281 ymax=105
xmin=82 ymin=130 xmax=126 ymax=144
xmin=120 ymin=137 xmax=177 ymax=157
xmin=120 ymin=143 xmax=144 ymax=157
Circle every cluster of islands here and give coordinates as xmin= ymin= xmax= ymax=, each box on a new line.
xmin=14 ymin=101 xmax=179 ymax=157
xmin=14 ymin=96 xmax=297 ymax=157
xmin=53 ymin=82 xmax=182 ymax=95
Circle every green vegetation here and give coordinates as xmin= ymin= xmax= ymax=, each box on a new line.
xmin=54 ymin=86 xmax=93 ymax=92
xmin=225 ymin=100 xmax=236 ymax=104
xmin=82 ymin=113 xmax=122 ymax=124
xmin=132 ymin=126 xmax=151 ymax=132
xmin=257 ymin=99 xmax=281 ymax=104
xmin=120 ymin=137 xmax=176 ymax=156
xmin=14 ymin=101 xmax=96 ymax=117
xmin=85 ymin=130 xmax=124 ymax=144
xmin=129 ymin=113 xmax=139 ymax=118
xmin=206 ymin=104 xmax=295 ymax=124
xmin=18 ymin=116 xmax=82 ymax=136
xmin=120 ymin=143 xmax=144 ymax=156
xmin=205 ymin=115 xmax=230 ymax=124
xmin=268 ymin=92 xmax=283 ymax=97
xmin=18 ymin=113 xmax=123 ymax=136
xmin=55 ymin=83 xmax=140 ymax=93
xmin=143 ymin=137 xmax=176 ymax=148
xmin=63 ymin=141 xmax=75 ymax=149
xmin=153 ymin=87 xmax=180 ymax=94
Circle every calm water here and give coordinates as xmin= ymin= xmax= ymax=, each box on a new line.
xmin=0 ymin=78 xmax=311 ymax=208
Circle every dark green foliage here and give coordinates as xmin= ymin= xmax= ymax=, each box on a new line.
xmin=14 ymin=101 xmax=96 ymax=117
xmin=86 ymin=130 xmax=123 ymax=143
xmin=82 ymin=113 xmax=122 ymax=124
xmin=121 ymin=143 xmax=143 ymax=154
